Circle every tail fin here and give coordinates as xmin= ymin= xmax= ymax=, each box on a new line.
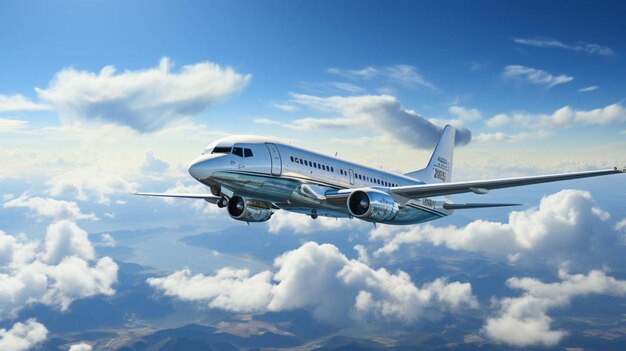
xmin=405 ymin=125 xmax=455 ymax=183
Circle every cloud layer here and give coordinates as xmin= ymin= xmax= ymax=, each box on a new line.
xmin=3 ymin=196 xmax=98 ymax=221
xmin=326 ymin=65 xmax=437 ymax=90
xmin=502 ymin=65 xmax=573 ymax=88
xmin=0 ymin=94 xmax=50 ymax=112
xmin=36 ymin=58 xmax=250 ymax=132
xmin=513 ymin=37 xmax=615 ymax=56
xmin=0 ymin=221 xmax=118 ymax=319
xmin=371 ymin=189 xmax=622 ymax=267
xmin=486 ymin=102 xmax=626 ymax=129
xmin=148 ymin=242 xmax=477 ymax=325
xmin=260 ymin=94 xmax=472 ymax=149
xmin=484 ymin=269 xmax=626 ymax=347
xmin=0 ymin=319 xmax=48 ymax=351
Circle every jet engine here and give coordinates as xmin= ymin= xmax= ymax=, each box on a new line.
xmin=227 ymin=196 xmax=273 ymax=222
xmin=347 ymin=189 xmax=399 ymax=222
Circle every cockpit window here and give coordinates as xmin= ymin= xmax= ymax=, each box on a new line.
xmin=244 ymin=148 xmax=253 ymax=157
xmin=232 ymin=147 xmax=243 ymax=157
xmin=212 ymin=146 xmax=232 ymax=154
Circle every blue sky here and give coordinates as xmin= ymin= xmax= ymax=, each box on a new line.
xmin=1 ymin=1 xmax=626 ymax=350
xmin=2 ymin=0 xmax=625 ymax=163
xmin=3 ymin=0 xmax=626 ymax=110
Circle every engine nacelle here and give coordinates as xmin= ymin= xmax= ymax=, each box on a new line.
xmin=227 ymin=196 xmax=273 ymax=222
xmin=347 ymin=189 xmax=399 ymax=222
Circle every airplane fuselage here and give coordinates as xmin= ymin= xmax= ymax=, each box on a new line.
xmin=188 ymin=136 xmax=451 ymax=224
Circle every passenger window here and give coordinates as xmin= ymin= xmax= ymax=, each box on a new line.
xmin=290 ymin=156 xmax=294 ymax=162
xmin=232 ymin=147 xmax=243 ymax=157
xmin=295 ymin=157 xmax=299 ymax=163
xmin=244 ymin=149 xmax=253 ymax=157
xmin=331 ymin=167 xmax=334 ymax=172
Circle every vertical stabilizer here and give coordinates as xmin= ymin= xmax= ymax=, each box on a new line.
xmin=404 ymin=125 xmax=455 ymax=183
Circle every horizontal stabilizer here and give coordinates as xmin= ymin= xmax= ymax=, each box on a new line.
xmin=442 ymin=203 xmax=520 ymax=210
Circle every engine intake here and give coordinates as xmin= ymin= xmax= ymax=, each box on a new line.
xmin=347 ymin=189 xmax=399 ymax=222
xmin=227 ymin=196 xmax=273 ymax=222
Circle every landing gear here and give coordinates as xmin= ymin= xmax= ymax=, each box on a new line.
xmin=217 ymin=196 xmax=229 ymax=208
xmin=311 ymin=209 xmax=318 ymax=219
xmin=210 ymin=185 xmax=221 ymax=197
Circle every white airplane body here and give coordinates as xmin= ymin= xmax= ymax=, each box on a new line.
xmin=137 ymin=126 xmax=624 ymax=225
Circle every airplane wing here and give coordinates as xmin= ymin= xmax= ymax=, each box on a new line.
xmin=134 ymin=192 xmax=221 ymax=202
xmin=391 ymin=168 xmax=624 ymax=199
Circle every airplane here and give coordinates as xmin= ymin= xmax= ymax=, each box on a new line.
xmin=136 ymin=125 xmax=624 ymax=225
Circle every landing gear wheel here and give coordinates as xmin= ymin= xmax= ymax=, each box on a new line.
xmin=217 ymin=196 xmax=229 ymax=208
xmin=311 ymin=209 xmax=318 ymax=219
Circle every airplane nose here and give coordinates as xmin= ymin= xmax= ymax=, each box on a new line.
xmin=188 ymin=157 xmax=207 ymax=180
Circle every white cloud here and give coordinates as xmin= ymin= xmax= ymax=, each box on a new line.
xmin=47 ymin=170 xmax=136 ymax=205
xmin=502 ymin=65 xmax=573 ymax=88
xmin=327 ymin=65 xmax=438 ymax=91
xmin=149 ymin=242 xmax=477 ymax=325
xmin=513 ymin=37 xmax=615 ymax=56
xmin=148 ymin=268 xmax=273 ymax=313
xmin=0 ymin=223 xmax=118 ymax=319
xmin=371 ymin=190 xmax=622 ymax=267
xmin=298 ymin=81 xmax=366 ymax=94
xmin=484 ymin=114 xmax=511 ymax=129
xmin=474 ymin=130 xmax=551 ymax=143
xmin=68 ymin=342 xmax=93 ymax=351
xmin=140 ymin=151 xmax=169 ymax=174
xmin=448 ymin=106 xmax=481 ymax=122
xmin=326 ymin=82 xmax=366 ymax=93
xmin=41 ymin=220 xmax=95 ymax=264
xmin=254 ymin=118 xmax=283 ymax=126
xmin=271 ymin=103 xmax=298 ymax=112
xmin=36 ymin=57 xmax=251 ymax=132
xmin=578 ymin=85 xmax=598 ymax=92
xmin=483 ymin=269 xmax=626 ymax=347
xmin=0 ymin=94 xmax=50 ymax=112
xmin=353 ymin=244 xmax=370 ymax=265
xmin=276 ymin=94 xmax=472 ymax=149
xmin=0 ymin=319 xmax=48 ymax=351
xmin=100 ymin=233 xmax=116 ymax=248
xmin=485 ymin=102 xmax=626 ymax=129
xmin=3 ymin=196 xmax=98 ymax=221
xmin=267 ymin=211 xmax=364 ymax=234
xmin=0 ymin=118 xmax=28 ymax=133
